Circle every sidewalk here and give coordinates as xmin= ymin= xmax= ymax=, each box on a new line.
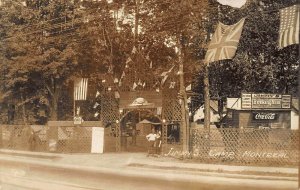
xmin=0 ymin=149 xmax=298 ymax=178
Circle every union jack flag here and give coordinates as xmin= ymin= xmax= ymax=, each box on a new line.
xmin=279 ymin=5 xmax=300 ymax=48
xmin=205 ymin=18 xmax=245 ymax=63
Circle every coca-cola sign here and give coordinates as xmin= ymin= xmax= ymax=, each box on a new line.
xmin=252 ymin=112 xmax=277 ymax=120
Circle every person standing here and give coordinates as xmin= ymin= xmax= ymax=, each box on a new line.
xmin=146 ymin=128 xmax=156 ymax=156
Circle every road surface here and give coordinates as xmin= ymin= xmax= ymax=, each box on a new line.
xmin=0 ymin=159 xmax=297 ymax=190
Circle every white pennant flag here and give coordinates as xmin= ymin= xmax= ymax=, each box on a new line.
xmin=126 ymin=57 xmax=132 ymax=64
xmin=132 ymin=46 xmax=137 ymax=54
xmin=95 ymin=91 xmax=100 ymax=98
xmin=169 ymin=82 xmax=176 ymax=89
xmin=93 ymin=102 xmax=100 ymax=109
xmin=94 ymin=112 xmax=99 ymax=117
xmin=186 ymin=84 xmax=192 ymax=91
xmin=115 ymin=91 xmax=120 ymax=99
xmin=133 ymin=82 xmax=137 ymax=90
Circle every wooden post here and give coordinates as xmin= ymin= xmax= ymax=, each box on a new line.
xmin=178 ymin=43 xmax=189 ymax=152
xmin=204 ymin=63 xmax=210 ymax=130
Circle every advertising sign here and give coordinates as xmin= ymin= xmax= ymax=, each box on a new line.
xmin=241 ymin=93 xmax=291 ymax=109
xmin=252 ymin=112 xmax=278 ymax=120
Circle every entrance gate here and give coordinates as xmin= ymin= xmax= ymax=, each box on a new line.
xmin=98 ymin=47 xmax=185 ymax=153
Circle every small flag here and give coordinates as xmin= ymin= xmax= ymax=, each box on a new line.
xmin=161 ymin=65 xmax=175 ymax=85
xmin=279 ymin=5 xmax=300 ymax=48
xmin=121 ymin=71 xmax=125 ymax=79
xmin=169 ymin=82 xmax=176 ymax=88
xmin=74 ymin=78 xmax=88 ymax=100
xmin=186 ymin=84 xmax=192 ymax=91
xmin=216 ymin=0 xmax=247 ymax=8
xmin=187 ymin=97 xmax=191 ymax=104
xmin=133 ymin=82 xmax=137 ymax=90
xmin=205 ymin=18 xmax=245 ymax=63
xmin=114 ymin=78 xmax=119 ymax=83
xmin=93 ymin=102 xmax=100 ymax=109
xmin=138 ymin=79 xmax=143 ymax=86
xmin=115 ymin=91 xmax=120 ymax=99
xmin=157 ymin=107 xmax=162 ymax=115
xmin=94 ymin=112 xmax=99 ymax=117
xmin=132 ymin=46 xmax=137 ymax=54
xmin=76 ymin=106 xmax=81 ymax=115
xmin=108 ymin=65 xmax=113 ymax=73
xmin=95 ymin=91 xmax=100 ymax=98
xmin=126 ymin=57 xmax=132 ymax=64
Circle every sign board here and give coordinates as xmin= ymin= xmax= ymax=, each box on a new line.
xmin=252 ymin=112 xmax=278 ymax=120
xmin=241 ymin=93 xmax=291 ymax=109
xmin=91 ymin=127 xmax=104 ymax=153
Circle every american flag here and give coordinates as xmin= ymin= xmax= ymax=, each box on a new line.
xmin=279 ymin=5 xmax=300 ymax=49
xmin=74 ymin=78 xmax=88 ymax=100
xmin=205 ymin=18 xmax=245 ymax=63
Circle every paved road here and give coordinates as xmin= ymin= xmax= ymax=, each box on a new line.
xmin=0 ymin=159 xmax=297 ymax=190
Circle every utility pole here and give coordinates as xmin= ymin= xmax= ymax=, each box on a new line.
xmin=178 ymin=40 xmax=189 ymax=152
xmin=204 ymin=63 xmax=210 ymax=130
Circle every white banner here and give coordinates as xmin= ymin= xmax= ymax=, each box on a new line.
xmin=91 ymin=127 xmax=104 ymax=153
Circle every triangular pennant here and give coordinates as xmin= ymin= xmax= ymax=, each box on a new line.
xmin=93 ymin=102 xmax=100 ymax=109
xmin=95 ymin=91 xmax=100 ymax=98
xmin=121 ymin=71 xmax=125 ymax=79
xmin=115 ymin=91 xmax=120 ymax=99
xmin=126 ymin=57 xmax=132 ymax=64
xmin=169 ymin=82 xmax=176 ymax=89
xmin=186 ymin=84 xmax=192 ymax=91
xmin=132 ymin=46 xmax=137 ymax=54
xmin=133 ymin=82 xmax=137 ymax=90
xmin=94 ymin=112 xmax=99 ymax=117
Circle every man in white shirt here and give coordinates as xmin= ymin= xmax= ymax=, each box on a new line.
xmin=146 ymin=128 xmax=157 ymax=156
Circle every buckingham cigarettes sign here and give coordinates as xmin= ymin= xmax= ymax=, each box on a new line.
xmin=241 ymin=93 xmax=291 ymax=109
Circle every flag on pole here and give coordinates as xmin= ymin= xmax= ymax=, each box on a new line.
xmin=93 ymin=102 xmax=100 ymax=109
xmin=132 ymin=46 xmax=137 ymax=54
xmin=133 ymin=82 xmax=137 ymax=90
xmin=74 ymin=78 xmax=88 ymax=100
xmin=205 ymin=18 xmax=245 ymax=63
xmin=216 ymin=0 xmax=247 ymax=8
xmin=169 ymin=82 xmax=176 ymax=89
xmin=186 ymin=84 xmax=192 ymax=91
xmin=279 ymin=5 xmax=300 ymax=49
xmin=161 ymin=65 xmax=175 ymax=85
xmin=115 ymin=91 xmax=120 ymax=99
xmin=95 ymin=91 xmax=100 ymax=98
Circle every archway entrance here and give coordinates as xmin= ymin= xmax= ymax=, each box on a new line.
xmin=120 ymin=109 xmax=162 ymax=152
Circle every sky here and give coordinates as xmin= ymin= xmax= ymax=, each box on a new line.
xmin=217 ymin=0 xmax=247 ymax=8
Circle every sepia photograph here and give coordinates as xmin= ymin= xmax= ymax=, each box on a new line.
xmin=0 ymin=0 xmax=299 ymax=189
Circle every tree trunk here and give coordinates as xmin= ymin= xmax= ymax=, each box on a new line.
xmin=20 ymin=93 xmax=27 ymax=125
xmin=50 ymin=92 xmax=59 ymax=121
